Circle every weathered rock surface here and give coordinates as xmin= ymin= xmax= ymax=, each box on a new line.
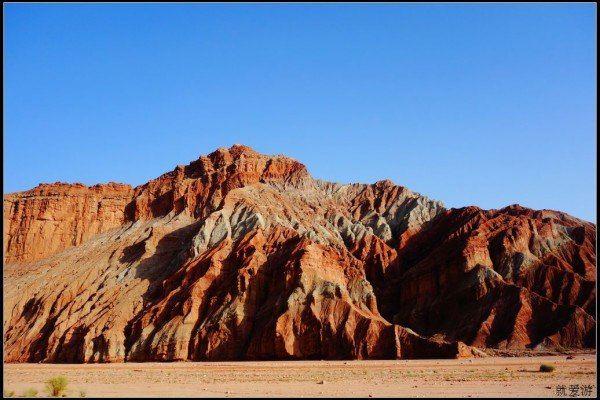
xmin=3 ymin=145 xmax=595 ymax=362
xmin=383 ymin=205 xmax=596 ymax=349
xmin=3 ymin=183 xmax=134 ymax=264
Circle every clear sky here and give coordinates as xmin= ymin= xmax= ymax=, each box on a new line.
xmin=4 ymin=3 xmax=597 ymax=221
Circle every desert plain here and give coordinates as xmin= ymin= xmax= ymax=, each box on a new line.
xmin=3 ymin=354 xmax=597 ymax=398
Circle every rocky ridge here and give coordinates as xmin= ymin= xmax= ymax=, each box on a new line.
xmin=3 ymin=145 xmax=595 ymax=362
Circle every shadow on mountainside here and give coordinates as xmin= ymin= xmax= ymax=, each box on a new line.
xmin=118 ymin=219 xmax=205 ymax=360
xmin=126 ymin=219 xmax=205 ymax=303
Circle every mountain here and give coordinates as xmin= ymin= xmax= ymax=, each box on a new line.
xmin=3 ymin=145 xmax=595 ymax=362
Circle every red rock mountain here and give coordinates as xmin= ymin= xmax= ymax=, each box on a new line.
xmin=3 ymin=145 xmax=595 ymax=362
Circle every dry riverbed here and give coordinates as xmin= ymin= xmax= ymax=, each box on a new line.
xmin=3 ymin=355 xmax=597 ymax=397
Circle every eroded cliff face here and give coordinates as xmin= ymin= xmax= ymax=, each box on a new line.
xmin=3 ymin=183 xmax=134 ymax=264
xmin=3 ymin=145 xmax=595 ymax=362
xmin=377 ymin=206 xmax=596 ymax=349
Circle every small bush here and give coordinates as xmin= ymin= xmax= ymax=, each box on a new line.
xmin=79 ymin=391 xmax=87 ymax=398
xmin=4 ymin=390 xmax=15 ymax=397
xmin=45 ymin=376 xmax=68 ymax=397
xmin=22 ymin=388 xmax=38 ymax=397
xmin=539 ymin=363 xmax=556 ymax=373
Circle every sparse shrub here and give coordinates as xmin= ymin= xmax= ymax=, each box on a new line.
xmin=22 ymin=388 xmax=38 ymax=397
xmin=45 ymin=376 xmax=68 ymax=397
xmin=539 ymin=363 xmax=556 ymax=373
xmin=79 ymin=390 xmax=87 ymax=398
xmin=4 ymin=390 xmax=15 ymax=397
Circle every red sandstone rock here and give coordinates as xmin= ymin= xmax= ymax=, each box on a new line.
xmin=378 ymin=206 xmax=596 ymax=349
xmin=3 ymin=182 xmax=134 ymax=264
xmin=3 ymin=145 xmax=595 ymax=362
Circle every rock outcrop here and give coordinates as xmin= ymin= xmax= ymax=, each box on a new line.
xmin=3 ymin=145 xmax=595 ymax=362
xmin=3 ymin=183 xmax=134 ymax=264
xmin=377 ymin=206 xmax=596 ymax=349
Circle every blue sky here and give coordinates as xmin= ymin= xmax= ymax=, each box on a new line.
xmin=4 ymin=3 xmax=596 ymax=221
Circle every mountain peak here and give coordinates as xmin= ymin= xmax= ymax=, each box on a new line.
xmin=209 ymin=144 xmax=260 ymax=160
xmin=3 ymin=144 xmax=595 ymax=363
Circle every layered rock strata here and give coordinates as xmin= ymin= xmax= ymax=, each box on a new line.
xmin=3 ymin=145 xmax=595 ymax=362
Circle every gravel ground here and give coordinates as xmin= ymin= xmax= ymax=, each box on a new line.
xmin=3 ymin=355 xmax=596 ymax=398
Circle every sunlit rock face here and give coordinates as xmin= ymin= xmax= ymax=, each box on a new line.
xmin=3 ymin=145 xmax=595 ymax=362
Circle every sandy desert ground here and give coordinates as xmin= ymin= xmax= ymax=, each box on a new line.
xmin=3 ymin=355 xmax=597 ymax=398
